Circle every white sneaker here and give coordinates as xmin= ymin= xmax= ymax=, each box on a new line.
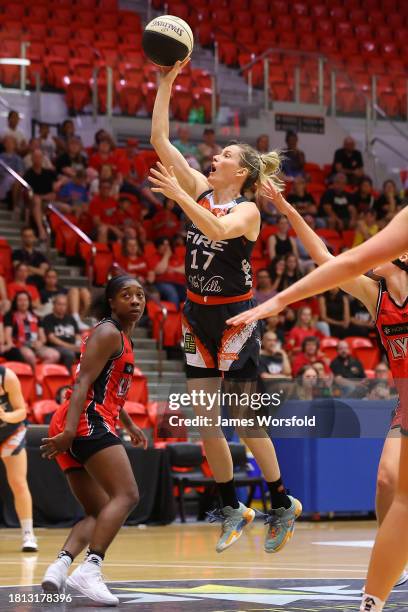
xmin=22 ymin=533 xmax=38 ymax=552
xmin=42 ymin=559 xmax=68 ymax=594
xmin=66 ymin=561 xmax=119 ymax=605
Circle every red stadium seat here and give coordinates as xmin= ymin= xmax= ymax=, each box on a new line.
xmin=32 ymin=400 xmax=58 ymax=425
xmin=217 ymin=39 xmax=239 ymax=66
xmin=97 ymin=11 xmax=120 ymax=29
xmin=4 ymin=362 xmax=35 ymax=405
xmin=26 ymin=6 xmax=49 ymax=21
xmin=172 ymin=85 xmax=194 ymax=121
xmin=127 ymin=368 xmax=149 ymax=405
xmin=45 ymin=56 xmax=69 ymax=89
xmin=35 ymin=364 xmax=72 ymax=400
xmin=118 ymin=82 xmax=144 ymax=115
xmin=65 ymin=77 xmax=92 ymax=112
xmin=48 ymin=25 xmax=71 ymax=41
xmin=321 ymin=337 xmax=339 ymax=361
xmin=124 ymin=401 xmax=152 ymax=429
xmin=79 ymin=243 xmax=114 ymax=286
xmin=73 ymin=27 xmax=95 ymax=44
xmin=74 ymin=10 xmax=95 ymax=27
xmin=354 ymin=346 xmax=381 ymax=370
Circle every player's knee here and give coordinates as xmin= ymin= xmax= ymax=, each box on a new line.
xmin=377 ymin=466 xmax=397 ymax=498
xmin=8 ymin=476 xmax=28 ymax=495
xmin=122 ymin=486 xmax=139 ymax=510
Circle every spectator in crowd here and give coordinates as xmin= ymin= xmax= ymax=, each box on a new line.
xmin=0 ymin=316 xmax=25 ymax=361
xmin=254 ymin=269 xmax=277 ymax=304
xmin=0 ymin=135 xmax=24 ymax=209
xmin=172 ymin=126 xmax=199 ymax=169
xmin=55 ymin=136 xmax=87 ymax=178
xmin=330 ymin=340 xmax=366 ymax=396
xmin=120 ymin=139 xmax=162 ymax=213
xmin=352 ymin=176 xmax=375 ymax=213
xmin=117 ymin=236 xmax=150 ymax=284
xmin=23 ymin=138 xmax=54 ymax=171
xmin=281 ymin=131 xmax=305 ymax=178
xmin=352 ymin=209 xmax=379 ymax=246
xmin=258 ymin=331 xmax=291 ymax=379
xmin=7 ymin=263 xmax=41 ymax=308
xmin=374 ymin=179 xmax=403 ymax=227
xmin=280 ymin=253 xmax=303 ymax=290
xmin=3 ymin=291 xmax=59 ymax=370
xmin=256 ymin=134 xmax=270 ymax=154
xmin=319 ymin=172 xmax=357 ymax=231
xmin=89 ymin=164 xmax=121 ymax=199
xmin=267 ymin=216 xmax=298 ymax=260
xmin=268 ymin=256 xmax=286 ymax=293
xmin=313 ymin=361 xmax=333 ymax=398
xmin=348 ymin=296 xmax=375 ymax=338
xmin=287 ymin=176 xmax=318 ymax=219
xmin=367 ymin=382 xmax=391 ymax=400
xmin=332 ymin=137 xmax=364 ymax=184
xmin=88 ymin=135 xmax=118 ymax=175
xmin=152 ymin=198 xmax=181 ymax=240
xmin=264 ymin=314 xmax=286 ymax=344
xmin=57 ymin=169 xmax=89 ymax=214
xmin=294 ymin=365 xmax=318 ymax=400
xmin=42 ymin=294 xmax=81 ymax=371
xmin=318 ymin=288 xmax=350 ymax=338
xmin=197 ymin=128 xmax=221 ymax=174
xmin=295 ymin=215 xmax=327 ymax=270
xmin=38 ymin=122 xmax=57 ymax=162
xmin=38 ymin=268 xmax=68 ymax=315
xmin=13 ymin=227 xmax=49 ymax=290
xmin=373 ymin=362 xmax=391 ymax=382
xmin=291 ymin=336 xmax=329 ymax=377
xmin=66 ymin=286 xmax=91 ymax=332
xmin=88 ymin=179 xmax=122 ymax=242
xmin=152 ymin=237 xmax=186 ymax=307
xmin=23 ymin=150 xmax=59 ymax=240
xmin=0 ymin=275 xmax=10 ymax=314
xmin=2 ymin=110 xmax=27 ymax=154
xmin=55 ymin=119 xmax=76 ymax=154
xmin=286 ymin=306 xmax=322 ymax=354
xmin=112 ymin=196 xmax=141 ymax=238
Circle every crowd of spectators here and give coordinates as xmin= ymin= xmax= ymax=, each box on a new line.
xmin=0 ymin=112 xmax=405 ymax=395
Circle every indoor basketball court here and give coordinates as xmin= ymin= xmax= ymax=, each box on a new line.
xmin=1 ymin=521 xmax=408 ymax=610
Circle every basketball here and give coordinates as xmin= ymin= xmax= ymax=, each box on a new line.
xmin=142 ymin=15 xmax=194 ymax=67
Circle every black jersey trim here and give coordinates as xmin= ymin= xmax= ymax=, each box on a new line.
xmin=374 ymin=279 xmax=385 ymax=326
xmin=196 ymin=189 xmax=213 ymax=202
xmin=95 ymin=318 xmax=124 ymax=360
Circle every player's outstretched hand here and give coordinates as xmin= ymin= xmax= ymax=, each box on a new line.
xmin=226 ymin=296 xmax=283 ymax=326
xmin=159 ymin=58 xmax=191 ymax=85
xmin=128 ymin=424 xmax=148 ymax=450
xmin=148 ymin=162 xmax=184 ymax=201
xmin=40 ymin=431 xmax=75 ymax=460
xmin=260 ymin=179 xmax=290 ymax=215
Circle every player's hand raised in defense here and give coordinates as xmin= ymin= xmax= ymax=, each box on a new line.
xmin=260 ymin=179 xmax=290 ymax=215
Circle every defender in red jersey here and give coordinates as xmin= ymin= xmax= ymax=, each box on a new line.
xmin=253 ymin=183 xmax=408 ymax=608
xmin=149 ymin=59 xmax=302 ymax=557
xmin=41 ymin=275 xmax=147 ymax=606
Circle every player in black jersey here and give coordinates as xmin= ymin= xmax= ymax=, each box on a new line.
xmin=149 ymin=60 xmax=301 ymax=554
xmin=0 ymin=365 xmax=37 ymax=552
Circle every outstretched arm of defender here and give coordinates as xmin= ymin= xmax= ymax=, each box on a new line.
xmin=150 ymin=60 xmax=208 ymax=199
xmin=227 ymin=199 xmax=408 ymax=325
xmin=261 ymin=180 xmax=378 ymax=316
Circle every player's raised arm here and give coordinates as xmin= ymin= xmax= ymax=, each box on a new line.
xmin=262 ymin=180 xmax=379 ymax=316
xmin=150 ymin=60 xmax=208 ymax=199
xmin=228 ymin=204 xmax=408 ymax=325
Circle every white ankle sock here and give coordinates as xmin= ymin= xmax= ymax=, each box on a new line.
xmin=86 ymin=553 xmax=103 ymax=567
xmin=21 ymin=519 xmax=33 ymax=536
xmin=57 ymin=551 xmax=72 ymax=568
xmin=360 ymin=594 xmax=385 ymax=611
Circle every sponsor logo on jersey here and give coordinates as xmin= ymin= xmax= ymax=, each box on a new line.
xmin=219 ymin=351 xmax=239 ymax=361
xmin=123 ymin=362 xmax=134 ymax=374
xmin=382 ymin=323 xmax=408 ymax=335
xmin=184 ymin=333 xmax=196 ymax=354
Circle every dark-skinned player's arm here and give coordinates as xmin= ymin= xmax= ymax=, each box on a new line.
xmin=118 ymin=408 xmax=148 ymax=449
xmin=0 ymin=369 xmax=26 ymax=424
xmin=150 ymin=60 xmax=208 ymax=200
xmin=148 ymin=163 xmax=260 ymax=241
xmin=40 ymin=324 xmax=122 ymax=459
xmin=263 ymin=181 xmax=379 ymax=318
xmin=227 ymin=187 xmax=408 ymax=326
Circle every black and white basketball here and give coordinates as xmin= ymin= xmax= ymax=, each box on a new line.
xmin=142 ymin=15 xmax=194 ymax=67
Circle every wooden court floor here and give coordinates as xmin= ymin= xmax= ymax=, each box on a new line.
xmin=1 ymin=520 xmax=408 ymax=610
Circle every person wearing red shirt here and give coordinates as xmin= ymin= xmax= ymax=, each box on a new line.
xmin=285 ymin=305 xmax=323 ymax=354
xmin=291 ymin=336 xmax=329 ymax=377
xmin=152 ymin=198 xmax=181 ymax=240
xmin=151 ymin=238 xmax=186 ymax=307
xmin=7 ymin=263 xmax=40 ymax=308
xmin=88 ymin=137 xmax=118 ymax=174
xmin=120 ymin=139 xmax=163 ymax=215
xmin=113 ymin=197 xmax=141 ymax=238
xmin=88 ymin=180 xmax=121 ymax=241
xmin=117 ymin=237 xmax=150 ymax=283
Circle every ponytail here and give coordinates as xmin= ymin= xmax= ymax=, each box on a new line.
xmin=235 ymin=141 xmax=284 ymax=193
